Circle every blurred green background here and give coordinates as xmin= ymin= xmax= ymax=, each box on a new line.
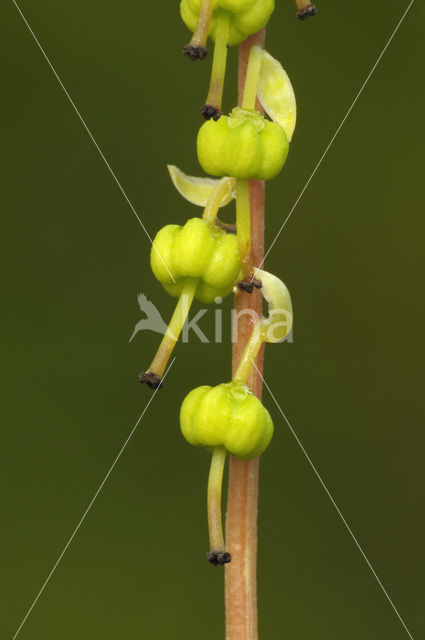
xmin=1 ymin=1 xmax=424 ymax=638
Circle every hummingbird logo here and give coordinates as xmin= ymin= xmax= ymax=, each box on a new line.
xmin=129 ymin=294 xmax=168 ymax=342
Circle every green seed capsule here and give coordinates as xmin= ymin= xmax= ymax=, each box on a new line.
xmin=197 ymin=107 xmax=288 ymax=180
xmin=180 ymin=1 xmax=275 ymax=47
xmin=151 ymin=218 xmax=242 ymax=303
xmin=180 ymin=382 xmax=274 ymax=459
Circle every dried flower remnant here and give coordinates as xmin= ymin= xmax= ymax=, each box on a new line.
xmin=296 ymin=0 xmax=317 ymax=20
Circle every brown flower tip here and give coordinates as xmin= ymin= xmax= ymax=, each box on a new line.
xmin=237 ymin=277 xmax=263 ymax=294
xmin=183 ymin=44 xmax=208 ymax=60
xmin=297 ymin=5 xmax=317 ymax=20
xmin=207 ymin=550 xmax=232 ymax=566
xmin=138 ymin=371 xmax=163 ymax=390
xmin=200 ymin=104 xmax=222 ymax=121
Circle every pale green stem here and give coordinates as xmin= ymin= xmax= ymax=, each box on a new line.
xmin=205 ymin=12 xmax=230 ymax=110
xmin=147 ymin=277 xmax=197 ymax=377
xmin=208 ymin=446 xmax=228 ymax=551
xmin=236 ymin=178 xmax=251 ymax=275
xmin=232 ymin=321 xmax=266 ymax=385
xmin=190 ymin=0 xmax=214 ymax=48
xmin=241 ymin=45 xmax=263 ymax=111
xmin=226 ymin=30 xmax=266 ymax=640
xmin=202 ymin=176 xmax=236 ymax=226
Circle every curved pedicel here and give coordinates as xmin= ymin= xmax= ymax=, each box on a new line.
xmin=180 ymin=381 xmax=274 ymax=563
xmin=233 ymin=268 xmax=293 ymax=385
xmin=139 ymin=180 xmax=242 ymax=389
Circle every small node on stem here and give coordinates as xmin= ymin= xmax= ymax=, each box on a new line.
xmin=207 ymin=550 xmax=232 ymax=566
xmin=200 ymin=104 xmax=222 ymax=121
xmin=183 ymin=44 xmax=208 ymax=60
xmin=138 ymin=371 xmax=163 ymax=389
xmin=296 ymin=0 xmax=317 ymax=20
xmin=183 ymin=0 xmax=213 ymax=59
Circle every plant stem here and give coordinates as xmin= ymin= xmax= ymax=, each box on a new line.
xmin=241 ymin=45 xmax=263 ymax=111
xmin=190 ymin=0 xmax=213 ymax=48
xmin=147 ymin=277 xmax=197 ymax=377
xmin=225 ymin=29 xmax=266 ymax=640
xmin=205 ymin=12 xmax=230 ymax=111
xmin=232 ymin=322 xmax=265 ymax=386
xmin=203 ymin=176 xmax=236 ymax=226
xmin=208 ymin=446 xmax=227 ymax=552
